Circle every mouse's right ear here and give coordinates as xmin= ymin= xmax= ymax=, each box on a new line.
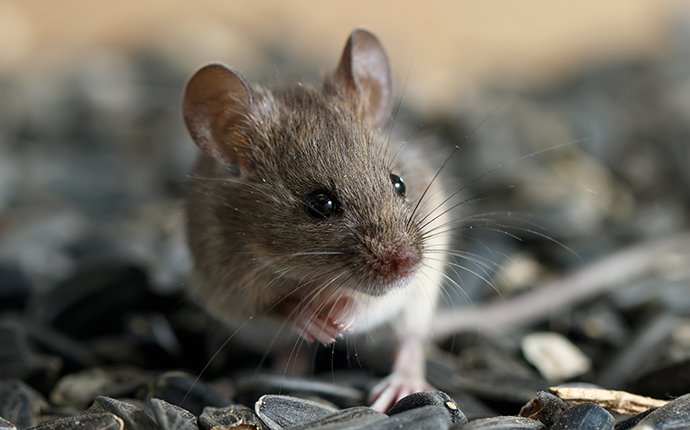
xmin=182 ymin=64 xmax=253 ymax=168
xmin=327 ymin=29 xmax=393 ymax=129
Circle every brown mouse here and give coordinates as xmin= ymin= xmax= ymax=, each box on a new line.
xmin=182 ymin=28 xmax=452 ymax=411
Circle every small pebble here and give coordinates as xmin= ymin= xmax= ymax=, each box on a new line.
xmin=50 ymin=367 xmax=151 ymax=410
xmin=0 ymin=321 xmax=62 ymax=388
xmin=521 ymin=332 xmax=591 ymax=381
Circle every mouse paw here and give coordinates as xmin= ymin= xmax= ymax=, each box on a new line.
xmin=290 ymin=296 xmax=356 ymax=345
xmin=368 ymin=373 xmax=434 ymax=413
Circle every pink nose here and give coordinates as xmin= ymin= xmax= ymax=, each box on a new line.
xmin=388 ymin=248 xmax=420 ymax=277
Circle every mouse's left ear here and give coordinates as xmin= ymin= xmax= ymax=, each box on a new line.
xmin=327 ymin=29 xmax=393 ymax=129
xmin=182 ymin=64 xmax=256 ymax=171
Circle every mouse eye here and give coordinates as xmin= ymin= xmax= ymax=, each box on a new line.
xmin=390 ymin=173 xmax=406 ymax=198
xmin=304 ymin=189 xmax=339 ymax=219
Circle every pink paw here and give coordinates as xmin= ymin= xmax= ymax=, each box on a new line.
xmin=368 ymin=373 xmax=434 ymax=413
xmin=290 ymin=296 xmax=356 ymax=344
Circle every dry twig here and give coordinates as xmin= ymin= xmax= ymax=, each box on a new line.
xmin=548 ymin=386 xmax=667 ymax=415
xmin=432 ymin=233 xmax=690 ymax=339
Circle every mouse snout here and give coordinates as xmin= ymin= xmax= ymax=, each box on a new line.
xmin=360 ymin=232 xmax=422 ymax=282
xmin=387 ymin=247 xmax=420 ymax=278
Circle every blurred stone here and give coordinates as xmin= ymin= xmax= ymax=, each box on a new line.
xmin=630 ymin=357 xmax=690 ymax=399
xmin=569 ymin=302 xmax=630 ymax=348
xmin=0 ymin=205 xmax=88 ymax=285
xmin=0 ymin=258 xmax=29 ymax=310
xmin=29 ymin=263 xmax=152 ymax=338
xmin=494 ymin=251 xmax=544 ymax=295
xmin=521 ymin=332 xmax=591 ymax=382
xmin=21 ymin=319 xmax=97 ymax=372
xmin=440 ymin=234 xmax=520 ymax=307
xmin=428 ymin=352 xmax=548 ymax=410
xmin=0 ymin=319 xmax=63 ymax=389
xmin=125 ymin=313 xmax=181 ymax=359
xmin=431 ymin=335 xmax=547 ymax=409
xmin=0 ymin=380 xmax=47 ymax=429
xmin=599 ymin=315 xmax=680 ymax=389
xmin=51 ymin=367 xmax=152 ymax=410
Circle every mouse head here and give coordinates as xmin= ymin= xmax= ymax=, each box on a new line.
xmin=183 ymin=29 xmax=431 ymax=296
xmin=183 ymin=29 xmax=392 ymax=171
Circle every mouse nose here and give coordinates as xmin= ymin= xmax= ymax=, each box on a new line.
xmin=359 ymin=227 xmax=423 ymax=282
xmin=385 ymin=246 xmax=421 ymax=278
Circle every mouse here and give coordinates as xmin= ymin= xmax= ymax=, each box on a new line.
xmin=181 ymin=28 xmax=452 ymax=412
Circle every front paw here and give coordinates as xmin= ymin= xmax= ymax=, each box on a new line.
xmin=290 ymin=296 xmax=356 ymax=344
xmin=368 ymin=373 xmax=434 ymax=413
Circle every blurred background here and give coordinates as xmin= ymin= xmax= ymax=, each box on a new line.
xmin=1 ymin=0 xmax=685 ymax=112
xmin=1 ymin=0 xmax=690 ymax=403
xmin=1 ymin=0 xmax=689 ymax=294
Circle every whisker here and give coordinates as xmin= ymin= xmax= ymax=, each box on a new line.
xmin=421 ymin=261 xmax=475 ymax=308
xmin=417 ymin=195 xmax=493 ymax=233
xmin=385 ymin=51 xmax=413 ymax=168
xmin=414 ymin=138 xmax=586 ymax=232
xmin=179 ymin=320 xmax=250 ymax=407
xmin=425 ymin=255 xmax=498 ymax=297
xmin=426 ymin=248 xmax=503 ymax=273
xmin=407 ymin=101 xmax=510 ymax=229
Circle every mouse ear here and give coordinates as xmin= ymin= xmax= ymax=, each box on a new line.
xmin=328 ymin=29 xmax=393 ymax=129
xmin=182 ymin=64 xmax=253 ymax=168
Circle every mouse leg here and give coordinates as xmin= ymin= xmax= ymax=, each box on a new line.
xmin=368 ymin=261 xmax=443 ymax=412
xmin=284 ymin=296 xmax=357 ymax=345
